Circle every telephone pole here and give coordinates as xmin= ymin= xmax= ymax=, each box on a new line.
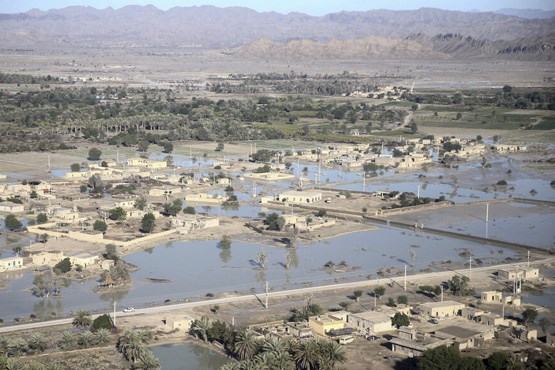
xmin=265 ymin=281 xmax=269 ymax=309
xmin=113 ymin=301 xmax=117 ymax=327
xmin=404 ymin=265 xmax=407 ymax=291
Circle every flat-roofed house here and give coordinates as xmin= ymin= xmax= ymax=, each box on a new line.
xmin=420 ymin=301 xmax=465 ymax=318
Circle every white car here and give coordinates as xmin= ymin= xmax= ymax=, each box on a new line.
xmin=122 ymin=307 xmax=135 ymax=313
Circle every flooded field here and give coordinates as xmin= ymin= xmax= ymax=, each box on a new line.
xmin=152 ymin=342 xmax=230 ymax=370
xmin=0 ymin=227 xmax=519 ymax=321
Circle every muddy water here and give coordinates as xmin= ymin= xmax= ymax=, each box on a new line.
xmin=0 ymin=227 xmax=518 ymax=321
xmin=152 ymin=342 xmax=231 ymax=370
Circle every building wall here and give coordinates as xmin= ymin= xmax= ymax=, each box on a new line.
xmin=0 ymin=257 xmax=23 ymax=272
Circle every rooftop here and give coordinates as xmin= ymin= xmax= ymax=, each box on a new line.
xmin=349 ymin=311 xmax=391 ymax=322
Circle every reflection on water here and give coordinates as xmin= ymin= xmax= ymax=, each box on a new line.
xmin=152 ymin=342 xmax=230 ymax=370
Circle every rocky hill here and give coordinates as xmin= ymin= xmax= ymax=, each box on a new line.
xmin=0 ymin=5 xmax=553 ymax=50
xmin=233 ymin=33 xmax=554 ymax=61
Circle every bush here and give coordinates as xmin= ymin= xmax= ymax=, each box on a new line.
xmin=36 ymin=213 xmax=48 ymax=224
xmin=93 ymin=220 xmax=108 ymax=232
xmin=92 ymin=314 xmax=114 ymax=331
xmin=183 ymin=206 xmax=196 ymax=214
xmin=88 ymin=147 xmax=102 ymax=160
xmin=54 ymin=257 xmax=72 ymax=274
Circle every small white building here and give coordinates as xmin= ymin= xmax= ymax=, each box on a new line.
xmin=347 ymin=311 xmax=394 ymax=334
xmin=0 ymin=256 xmax=24 ymax=272
xmin=276 ymin=190 xmax=322 ymax=204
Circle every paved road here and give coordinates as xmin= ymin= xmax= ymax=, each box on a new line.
xmin=1 ymin=257 xmax=553 ymax=334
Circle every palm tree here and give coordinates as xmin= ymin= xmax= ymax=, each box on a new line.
xmin=117 ymin=330 xmax=148 ymax=363
xmin=233 ymin=331 xmax=259 ymax=360
xmin=8 ymin=338 xmax=27 ymax=356
xmin=26 ymin=362 xmax=47 ymax=370
xmin=292 ymin=340 xmax=319 ymax=370
xmin=262 ymin=338 xmax=287 ymax=354
xmin=190 ymin=317 xmax=210 ymax=342
xmin=0 ymin=336 xmax=8 ymax=355
xmin=134 ymin=349 xmax=160 ymax=370
xmin=94 ymin=328 xmax=111 ymax=346
xmin=4 ymin=358 xmax=24 ymax=370
xmin=72 ymin=310 xmax=92 ymax=329
xmin=58 ymin=332 xmax=77 ymax=350
xmin=79 ymin=331 xmax=95 ymax=348
xmin=27 ymin=333 xmax=48 ymax=353
xmin=316 ymin=340 xmax=347 ymax=370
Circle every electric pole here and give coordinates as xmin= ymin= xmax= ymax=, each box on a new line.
xmin=265 ymin=281 xmax=269 ymax=309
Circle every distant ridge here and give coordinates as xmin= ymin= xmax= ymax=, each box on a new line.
xmin=495 ymin=8 xmax=555 ymax=19
xmin=0 ymin=5 xmax=553 ymax=50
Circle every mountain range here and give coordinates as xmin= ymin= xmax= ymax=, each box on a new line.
xmin=0 ymin=5 xmax=553 ymax=60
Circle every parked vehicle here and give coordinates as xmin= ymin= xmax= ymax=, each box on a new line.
xmin=123 ymin=307 xmax=135 ymax=313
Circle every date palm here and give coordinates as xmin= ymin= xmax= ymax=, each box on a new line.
xmin=72 ymin=310 xmax=92 ymax=329
xmin=292 ymin=340 xmax=319 ymax=370
xmin=316 ymin=340 xmax=346 ymax=370
xmin=4 ymin=358 xmax=24 ymax=370
xmin=191 ymin=317 xmax=210 ymax=342
xmin=94 ymin=328 xmax=111 ymax=346
xmin=58 ymin=331 xmax=77 ymax=350
xmin=135 ymin=349 xmax=160 ymax=370
xmin=27 ymin=333 xmax=48 ymax=353
xmin=233 ymin=330 xmax=259 ymax=360
xmin=79 ymin=331 xmax=95 ymax=348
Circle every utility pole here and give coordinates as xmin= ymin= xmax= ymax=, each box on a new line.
xmin=469 ymin=253 xmax=472 ymax=280
xmin=417 ymin=185 xmax=420 ymax=199
xmin=47 ymin=154 xmax=51 ymax=172
xmin=252 ymin=182 xmax=257 ymax=198
xmin=232 ymin=316 xmax=235 ymax=326
xmin=527 ymin=250 xmax=530 ymax=268
xmin=113 ymin=301 xmax=117 ymax=327
xmin=404 ymin=265 xmax=407 ymax=291
xmin=363 ymin=172 xmax=366 ymax=190
xmin=440 ymin=285 xmax=444 ymax=302
xmin=485 ymin=203 xmax=489 ymax=222
xmin=265 ymin=281 xmax=268 ymax=309
xmin=116 ymin=149 xmax=119 ymax=164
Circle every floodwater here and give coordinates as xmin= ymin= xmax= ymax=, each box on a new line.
xmin=0 ymin=227 xmax=519 ymax=321
xmin=387 ymin=202 xmax=555 ymax=249
xmin=152 ymin=342 xmax=231 ymax=370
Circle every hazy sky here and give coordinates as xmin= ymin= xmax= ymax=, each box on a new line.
xmin=1 ymin=0 xmax=553 ymax=14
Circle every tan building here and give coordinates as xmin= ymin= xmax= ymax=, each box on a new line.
xmin=309 ymin=313 xmax=346 ymax=336
xmin=32 ymin=251 xmax=64 ymax=267
xmin=165 ymin=315 xmax=193 ymax=331
xmin=0 ymin=203 xmax=25 ymax=213
xmin=498 ymin=268 xmax=539 ymax=281
xmin=435 ymin=324 xmax=495 ymax=350
xmin=69 ymin=253 xmax=99 ymax=268
xmin=420 ymin=301 xmax=465 ymax=318
xmin=481 ymin=291 xmax=503 ymax=303
xmin=348 ymin=311 xmax=394 ymax=334
xmin=127 ymin=157 xmax=167 ymax=169
xmin=0 ymin=256 xmax=24 ymax=272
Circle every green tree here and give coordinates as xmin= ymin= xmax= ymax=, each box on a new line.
xmin=315 ymin=209 xmax=327 ymax=218
xmin=410 ymin=119 xmax=418 ymax=134
xmin=387 ymin=297 xmax=396 ymax=307
xmin=30 ymin=190 xmax=38 ymax=199
xmin=141 ymin=213 xmax=156 ymax=233
xmin=397 ymin=295 xmax=408 ymax=305
xmin=134 ymin=197 xmax=147 ymax=210
xmin=94 ymin=328 xmax=111 ymax=345
xmin=190 ymin=317 xmax=210 ymax=342
xmin=70 ymin=163 xmax=81 ymax=172
xmin=353 ymin=290 xmax=363 ymax=302
xmin=92 ymin=314 xmax=114 ymax=332
xmin=54 ymin=257 xmax=71 ymax=274
xmin=88 ymin=174 xmax=104 ymax=194
xmin=93 ymin=220 xmax=107 ymax=232
xmin=88 ymin=147 xmax=102 ymax=160
xmin=183 ymin=206 xmax=196 ymax=214
xmin=4 ymin=214 xmax=22 ymax=231
xmin=447 ymin=275 xmax=470 ymax=296
xmin=36 ymin=213 xmax=48 ymax=224
xmin=105 ymin=244 xmax=119 ymax=261
xmin=161 ymin=141 xmax=173 ymax=154
xmin=163 ymin=199 xmax=182 ymax=216
xmin=539 ymin=317 xmax=551 ymax=334
xmin=72 ymin=310 xmax=92 ymax=329
xmin=117 ymin=330 xmax=150 ymax=364
xmin=218 ymin=235 xmax=232 ymax=249
xmin=419 ymin=345 xmax=484 ymax=370
xmin=58 ymin=332 xmax=77 ymax=350
xmin=485 ymin=351 xmax=510 ymax=370
xmin=373 ymin=286 xmax=386 ymax=299
xmin=137 ymin=141 xmax=149 ymax=152
xmin=522 ymin=307 xmax=538 ymax=325
xmin=80 ymin=184 xmax=88 ymax=193
xmin=109 ymin=207 xmax=127 ymax=221
xmin=391 ymin=312 xmax=410 ymax=328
